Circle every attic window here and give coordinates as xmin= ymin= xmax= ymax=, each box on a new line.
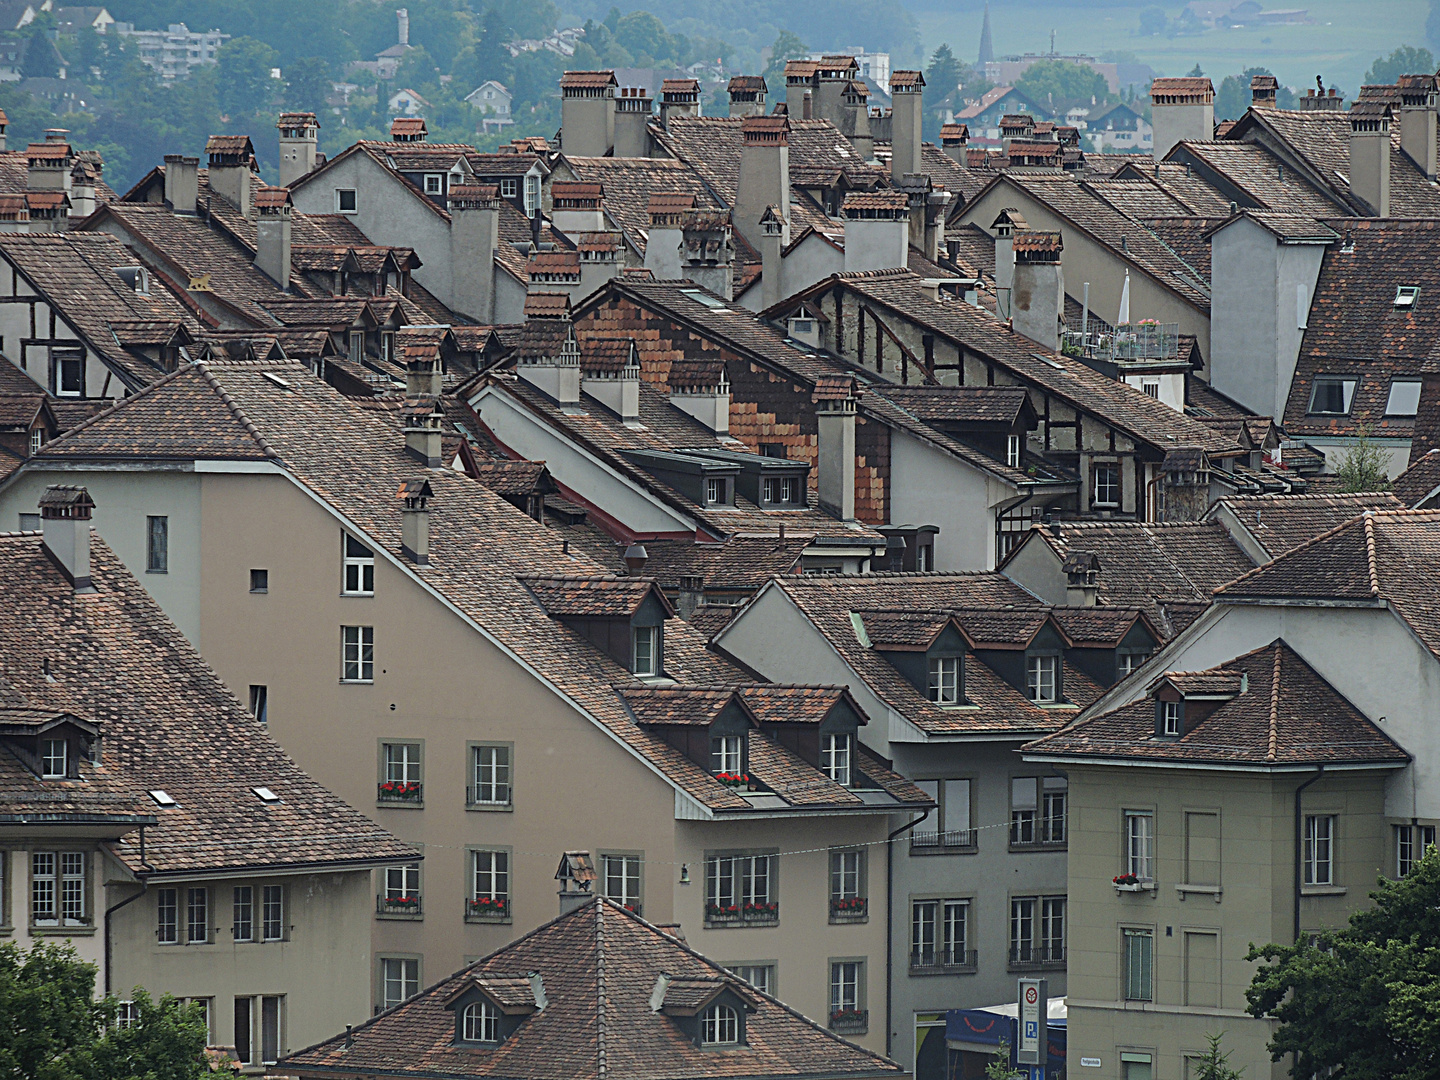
xmin=40 ymin=738 xmax=67 ymax=779
xmin=461 ymin=1000 xmax=499 ymax=1043
xmin=261 ymin=371 xmax=292 ymax=390
xmin=1160 ymin=700 xmax=1181 ymax=737
xmin=928 ymin=656 xmax=961 ymax=704
xmin=252 ymin=786 xmax=281 ymax=804
xmin=424 ymin=174 xmax=443 ymax=195
xmin=1387 ymin=379 xmax=1423 ymax=417
xmin=680 ymin=289 xmax=729 ymax=311
xmin=633 ymin=625 xmax=658 ymax=676
xmin=701 ymin=1003 xmax=740 ymax=1045
xmin=1308 ymin=377 xmax=1357 ymax=416
xmin=148 ymin=789 xmax=177 ymax=807
xmin=1394 ymin=286 xmax=1420 ymax=310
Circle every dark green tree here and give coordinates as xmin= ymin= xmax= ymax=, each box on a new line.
xmin=1191 ymin=1032 xmax=1244 ymax=1080
xmin=1016 ymin=59 xmax=1112 ymax=111
xmin=1215 ymin=67 xmax=1297 ymax=120
xmin=612 ymin=10 xmax=676 ymax=66
xmin=1334 ymin=423 xmax=1393 ymax=492
xmin=1363 ymin=46 xmax=1438 ymax=86
xmin=216 ymin=36 xmax=279 ymax=118
xmin=21 ymin=23 xmax=60 ymax=78
xmin=285 ymin=57 xmax=332 ymax=116
xmin=393 ymin=44 xmax=440 ymax=91
xmin=1430 ymin=1 xmax=1440 ymax=53
xmin=1246 ymin=847 xmax=1440 ymax=1078
xmin=924 ymin=43 xmax=964 ymax=102
xmin=762 ymin=30 xmax=806 ymax=85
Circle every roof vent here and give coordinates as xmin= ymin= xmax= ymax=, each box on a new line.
xmin=148 ymin=789 xmax=176 ymax=807
xmin=252 ymin=785 xmax=281 ymax=803
xmin=1395 ymin=285 xmax=1420 ymax=310
xmin=113 ymin=265 xmax=149 ymax=295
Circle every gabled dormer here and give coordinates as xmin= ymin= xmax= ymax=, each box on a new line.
xmin=1051 ymin=607 xmax=1161 ymax=688
xmin=621 ymin=688 xmax=757 ymax=784
xmin=443 ymin=973 xmax=546 ymax=1046
xmin=522 ymin=575 xmax=675 ymax=678
xmin=0 ymin=708 xmax=100 ymax=780
xmin=737 ymin=686 xmax=868 ymax=786
xmin=650 ymin=974 xmax=759 ymax=1049
xmin=1147 ymin=670 xmax=1246 ymax=738
xmin=854 ymin=610 xmax=969 ymax=707
xmin=953 ymin=609 xmax=1071 ymax=705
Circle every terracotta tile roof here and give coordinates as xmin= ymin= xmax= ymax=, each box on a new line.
xmin=1085 ymin=177 xmax=1196 ymax=218
xmin=1150 ymin=77 xmax=1214 ymax=98
xmin=783 ymin=61 xmax=820 ymax=79
xmin=864 ymin=383 xmax=1018 ymax=429
xmin=521 ymin=574 xmax=671 ymax=618
xmin=524 ymin=292 xmax=572 ymax=319
xmin=562 ymin=156 xmax=720 ymax=251
xmin=890 ymin=70 xmax=925 ymax=90
xmin=1138 ymin=216 xmax=1220 ymax=279
xmin=1108 ymin=162 xmax=1234 ymax=216
xmin=855 ymin=610 xmax=952 ymax=650
xmin=728 ymin=75 xmax=767 ymax=93
xmin=842 ymin=191 xmax=909 ymax=212
xmin=688 ymin=605 xmax=738 ymax=639
xmin=1394 ymin=449 xmax=1440 ymax=507
xmin=560 ymin=70 xmax=618 ymax=90
xmin=1050 ymin=607 xmax=1152 ymax=647
xmin=0 ymin=531 xmax=415 ymax=873
xmin=1025 ymin=640 xmax=1408 ymax=768
xmin=1210 ymin=491 xmax=1403 ymax=559
xmin=280 ymin=899 xmax=906 ymax=1079
xmin=1157 ymin=670 xmax=1245 ymax=696
xmin=918 ymin=144 xmax=990 ymax=201
xmin=1168 ymin=139 xmax=1348 ymax=216
xmin=1012 ymin=229 xmax=1062 ymax=253
xmin=632 ymin=535 xmax=808 ymax=592
xmin=389 ymin=117 xmax=428 ymax=139
xmin=661 ymin=78 xmax=700 ymax=94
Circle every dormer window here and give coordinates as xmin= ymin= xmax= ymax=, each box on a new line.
xmin=633 ymin=625 xmax=658 ymax=676
xmin=424 ymin=174 xmax=443 ymax=195
xmin=701 ymin=1003 xmax=739 ymax=1046
xmin=928 ymin=656 xmax=961 ymax=704
xmin=1007 ymin=434 xmax=1021 ymax=468
xmin=1309 ymin=377 xmax=1357 ymax=416
xmin=711 ymin=734 xmax=743 ymax=775
xmin=41 ymin=738 xmax=67 ymax=778
xmin=343 ymin=534 xmax=375 ymax=595
xmin=462 ymin=1000 xmax=499 ymax=1043
xmin=822 ymin=733 xmax=851 ymax=785
xmin=1026 ymin=655 xmax=1059 ymax=704
xmin=705 ymin=477 xmax=731 ymax=506
xmin=1395 ymin=285 xmax=1420 ymax=310
xmin=500 ymin=178 xmax=518 ymax=198
xmin=1159 ymin=700 xmax=1181 ymax=736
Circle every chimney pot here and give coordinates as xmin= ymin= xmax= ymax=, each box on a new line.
xmin=403 ymin=403 xmax=444 ymax=468
xmin=623 ymin=543 xmax=648 ymax=571
xmin=39 ymin=485 xmax=95 ymax=592
xmin=398 ymin=477 xmax=433 ymax=564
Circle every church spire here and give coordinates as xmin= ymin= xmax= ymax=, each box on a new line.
xmin=978 ymin=1 xmax=994 ymax=66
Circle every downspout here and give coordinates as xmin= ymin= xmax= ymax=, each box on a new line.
xmin=1293 ymin=766 xmax=1324 ymax=943
xmin=104 ymin=825 xmax=154 ymax=995
xmin=886 ymin=807 xmax=932 ymax=1058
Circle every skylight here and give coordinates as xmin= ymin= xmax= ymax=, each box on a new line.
xmin=679 ymin=289 xmax=728 ymax=311
xmin=148 ymin=789 xmax=176 ymax=807
xmin=1395 ymin=286 xmax=1421 ymax=310
xmin=252 ymin=786 xmax=281 ymax=803
xmin=261 ymin=371 xmax=293 ymax=389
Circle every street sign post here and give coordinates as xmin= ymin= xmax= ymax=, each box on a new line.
xmin=1016 ymin=978 xmax=1048 ymax=1071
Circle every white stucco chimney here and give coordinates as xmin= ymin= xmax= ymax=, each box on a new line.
xmin=396 ymin=7 xmax=409 ymax=46
xmin=39 ymin=485 xmax=95 ymax=592
xmin=842 ymin=190 xmax=910 ymax=273
xmin=1349 ymin=100 xmax=1392 ymax=217
xmin=1149 ymin=77 xmax=1214 ymax=161
xmin=1010 ymin=231 xmax=1064 ymax=351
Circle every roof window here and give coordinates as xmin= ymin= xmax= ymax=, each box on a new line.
xmin=252 ymin=786 xmax=281 ymax=803
xmin=1308 ymin=377 xmax=1358 ymax=416
xmin=148 ymin=789 xmax=177 ymax=807
xmin=680 ymin=289 xmax=729 ymax=311
xmin=1387 ymin=379 xmax=1423 ymax=417
xmin=1395 ymin=286 xmax=1420 ymax=310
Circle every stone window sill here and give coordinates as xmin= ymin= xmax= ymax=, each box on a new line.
xmin=1300 ymin=885 xmax=1347 ymax=897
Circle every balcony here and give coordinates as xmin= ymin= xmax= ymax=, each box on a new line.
xmin=829 ymin=896 xmax=868 ymax=924
xmin=909 ymin=948 xmax=978 ymax=975
xmin=465 ymin=897 xmax=511 ymax=923
xmin=1008 ymin=944 xmax=1066 ymax=972
xmin=829 ymin=1009 xmax=868 ymax=1035
xmin=704 ymin=902 xmax=779 ymax=927
xmin=1062 ymin=322 xmax=1180 ymax=364
xmin=909 ymin=829 xmax=977 ymax=855
xmin=377 ymin=781 xmax=422 ymax=806
xmin=376 ymin=895 xmax=423 ymax=919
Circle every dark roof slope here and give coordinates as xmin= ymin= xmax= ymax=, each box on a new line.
xmin=1211 ymin=491 xmax=1403 ymax=559
xmin=1394 ymin=449 xmax=1440 ymax=507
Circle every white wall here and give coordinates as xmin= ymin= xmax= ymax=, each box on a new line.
xmin=888 ymin=427 xmax=1001 ymax=571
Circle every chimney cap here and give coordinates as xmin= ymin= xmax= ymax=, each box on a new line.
xmin=253 ymin=185 xmax=292 ymax=211
xmin=890 ymin=69 xmax=926 ymax=92
xmin=728 ymin=74 xmax=768 ymax=94
xmin=623 ymin=543 xmax=649 ymax=570
xmin=39 ymin=485 xmax=95 ymax=518
xmin=204 ymin=134 xmax=254 ymax=164
xmin=555 ymin=850 xmax=597 ymax=889
xmin=277 ymin=111 xmax=319 ymax=130
xmin=397 ymin=477 xmax=433 ymax=503
xmin=741 ymin=114 xmax=790 ymax=144
xmin=390 ymin=116 xmax=428 ymax=141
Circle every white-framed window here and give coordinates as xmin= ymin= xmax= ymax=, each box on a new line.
xmin=829 ymin=960 xmax=862 ymax=1013
xmin=602 ymin=853 xmax=641 ymax=910
xmin=1126 ymin=810 xmax=1155 ymax=880
xmin=701 ymin=1002 xmax=739 ymax=1045
xmin=632 ymin=625 xmax=657 ymax=675
xmin=1042 ymin=776 xmax=1067 ymax=843
xmin=54 ymin=350 xmax=83 ymax=397
xmin=727 ymin=964 xmax=774 ymax=995
xmin=248 ymin=685 xmax=267 ymax=724
xmin=1394 ymin=285 xmax=1420 ymax=309
xmin=500 ymin=177 xmax=518 ymax=198
xmin=1011 ymin=776 xmax=1037 ymax=843
xmin=29 ymin=427 xmax=41 ymax=454
xmin=781 ymin=476 xmax=801 ymax=503
xmin=380 ymin=957 xmax=418 ymax=1009
xmin=710 ymin=734 xmax=742 ymax=775
xmin=524 ymin=174 xmax=541 ymax=216
xmin=1123 ymin=928 xmax=1153 ymax=1000
xmin=462 ymin=999 xmax=499 ymax=1042
xmin=343 ymin=534 xmax=375 ymax=594
xmin=1092 ymin=463 xmax=1120 ymax=507
xmin=927 ymin=655 xmax=960 ymax=703
xmin=911 ymin=898 xmax=969 ymax=966
xmin=1309 ymin=377 xmax=1357 ymax=415
xmin=187 ymin=887 xmax=208 ymax=944
xmin=32 ymin=852 xmax=86 ymax=926
xmin=263 ymin=885 xmax=284 ymax=941
xmin=233 ymin=886 xmax=253 ymax=942
xmin=1010 ymin=896 xmax=1035 ymax=961
xmin=1041 ymin=896 xmax=1065 ymax=959
xmin=40 ymin=738 xmax=67 ymax=778
xmin=1117 ymin=651 xmax=1149 ymax=678
xmin=1142 ymin=380 xmax=1160 ymax=398
xmin=1305 ymin=814 xmax=1335 ymax=885
xmin=1387 ymin=379 xmax=1423 ymax=417
xmin=472 ymin=850 xmax=510 ymax=905
xmin=1026 ymin=654 xmax=1058 ymax=703
xmin=385 ymin=863 xmax=420 ymax=901
xmin=822 ymin=733 xmax=851 ymax=785
xmin=157 ymin=887 xmax=179 ymax=943
xmin=471 ymin=744 xmax=512 ymax=805
xmin=349 ymin=330 xmax=364 ymax=363
xmin=763 ymin=477 xmax=779 ymax=504
xmin=705 ymin=477 xmax=729 ymax=505
xmin=146 ymin=515 xmax=168 ymax=572
xmin=384 ymin=742 xmax=421 ymax=784
xmin=116 ymin=1000 xmax=140 ymax=1029
xmin=1397 ymin=824 xmax=1436 ymax=877
xmin=342 ymin=626 xmax=374 ymax=682
xmin=424 ymin=174 xmax=443 ymax=194
xmin=705 ymin=853 xmax=772 ymax=913
xmin=1161 ymin=700 xmax=1181 ymax=735
xmin=1007 ymin=433 xmax=1021 ymax=467
xmin=829 ymin=848 xmax=862 ymax=902
xmin=336 ymin=188 xmax=357 ymax=213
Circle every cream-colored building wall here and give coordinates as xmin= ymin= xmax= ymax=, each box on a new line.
xmin=1061 ymin=763 xmax=1388 ymax=1080
xmin=108 ymin=869 xmax=374 ymax=1063
xmin=1 ymin=840 xmax=109 ymax=979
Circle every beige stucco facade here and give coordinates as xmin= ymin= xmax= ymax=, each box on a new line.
xmin=1055 ymin=762 xmax=1390 ymax=1080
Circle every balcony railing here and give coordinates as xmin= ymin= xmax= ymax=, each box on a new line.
xmin=829 ymin=1009 xmax=868 ymax=1035
xmin=376 ymin=895 xmax=423 ymax=917
xmin=377 ymin=781 xmax=422 ymax=804
xmin=465 ymin=896 xmax=511 ymax=922
xmin=909 ymin=948 xmax=978 ymax=974
xmin=466 ymin=786 xmax=512 ymax=808
xmin=1008 ymin=944 xmax=1066 ymax=970
xmin=910 ymin=829 xmax=977 ymax=853
xmin=704 ymin=902 xmax=779 ymax=926
xmin=829 ymin=896 xmax=868 ymax=922
xmin=1063 ymin=322 xmax=1180 ymax=363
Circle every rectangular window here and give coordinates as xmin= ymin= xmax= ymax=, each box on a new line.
xmin=781 ymin=476 xmax=800 ymax=503
xmin=1041 ymin=896 xmax=1065 ymax=960
xmin=911 ymin=898 xmax=969 ymax=966
xmin=348 ymin=330 xmax=364 ymax=363
xmin=829 ymin=849 xmax=862 ymax=902
xmin=424 ymin=174 xmax=442 ymax=194
xmin=234 ymin=997 xmax=253 ymax=1064
xmin=822 ymin=733 xmax=851 ymax=785
xmin=248 ymin=685 xmax=267 ymax=725
xmin=524 ymin=174 xmax=541 ymax=215
xmin=342 ymin=626 xmax=374 ymax=682
xmin=262 ymin=885 xmax=283 ymax=941
xmin=602 ymin=854 xmax=641 ymax=911
xmin=1162 ymin=700 xmax=1181 ymax=735
xmin=1183 ymin=930 xmax=1219 ymax=1008
xmin=342 ymin=534 xmax=375 ymax=594
xmin=705 ymin=477 xmax=729 ymax=505
xmin=157 ymin=888 xmax=178 ymax=944
xmin=928 ymin=656 xmax=960 ymax=703
xmin=337 ymin=188 xmax=357 ymax=213
xmin=1394 ymin=285 xmax=1420 ymax=309
xmin=1042 ymin=777 xmax=1068 ymax=843
xmin=763 ymin=476 xmax=779 ymax=504
xmin=385 ymin=863 xmax=420 ymax=903
xmin=41 ymin=738 xmax=67 ymax=779
xmin=31 ymin=852 xmax=85 ymax=926
xmin=1092 ymin=463 xmax=1119 ymax=506
xmin=1011 ymin=777 xmax=1037 ymax=844
xmin=249 ymin=569 xmax=268 ymax=593
xmin=1026 ymin=655 xmax=1058 ymax=703
xmin=710 ymin=734 xmax=743 ymax=775
xmin=471 ymin=744 xmax=512 ymax=805
xmin=146 ymin=516 xmax=168 ymax=572
xmin=55 ymin=351 xmax=83 ymax=396
xmin=500 ymin=178 xmax=518 ymax=198
xmin=1007 ymin=433 xmax=1021 ymax=467
xmin=187 ymin=887 xmax=208 ymax=944
xmin=260 ymin=996 xmax=282 ymax=1064
xmin=1397 ymin=824 xmax=1437 ymax=877
xmin=233 ymin=886 xmax=253 ymax=942
xmin=1123 ymin=929 xmax=1154 ymax=1001
xmin=705 ymin=853 xmax=774 ymax=917
xmin=472 ymin=850 xmax=510 ymax=905
xmin=829 ymin=960 xmax=861 ymax=1012
xmin=1309 ymin=378 xmax=1357 ymax=415
xmin=18 ymin=513 xmax=39 ymax=532
xmin=1010 ymin=897 xmax=1035 ymax=962
xmin=1387 ymin=379 xmax=1423 ymax=417
xmin=381 ymin=958 xmax=418 ymax=1009
xmin=728 ymin=964 xmax=774 ymax=995
xmin=1304 ymin=814 xmax=1335 ymax=885
xmin=1127 ymin=810 xmax=1155 ymax=880
xmin=383 ymin=742 xmax=421 ymax=784
xmin=1141 ymin=380 xmax=1160 ymax=398
xmin=29 ymin=427 xmax=41 ymax=455
xmin=632 ymin=625 xmax=657 ymax=676
xmin=1118 ymin=651 xmax=1149 ymax=678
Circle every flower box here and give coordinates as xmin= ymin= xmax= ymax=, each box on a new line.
xmin=830 ymin=1009 xmax=868 ymax=1034
xmin=377 ymin=781 xmax=422 ymax=803
xmin=466 ymin=896 xmax=510 ymax=921
xmin=830 ymin=897 xmax=868 ymax=919
xmin=1113 ymin=874 xmax=1153 ymax=893
xmin=705 ymin=901 xmax=778 ymax=923
xmin=377 ymin=895 xmax=423 ymax=916
xmin=716 ymin=772 xmax=750 ymax=789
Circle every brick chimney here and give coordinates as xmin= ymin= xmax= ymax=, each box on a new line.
xmin=397 ymin=477 xmax=433 ymax=565
xmin=659 ymin=78 xmax=701 ymax=129
xmin=403 ymin=399 xmax=444 ymax=467
xmin=990 ymin=207 xmax=1027 ymax=319
xmin=813 ymin=376 xmax=858 ymax=520
xmin=758 ymin=204 xmax=789 ymax=311
xmin=253 ymin=186 xmax=292 ymax=288
xmin=679 ymin=209 xmax=734 ymax=300
xmin=1250 ymin=74 xmax=1278 ymax=109
xmin=163 ymin=154 xmax=198 ymax=213
xmin=560 ymin=70 xmax=617 ymax=157
xmin=613 ymin=86 xmax=652 ymax=156
xmin=734 ymin=114 xmax=790 ymax=253
xmin=39 ymin=485 xmax=95 ymax=592
xmin=889 ymin=70 xmax=925 ymax=179
xmin=940 ymin=122 xmax=968 ymax=163
xmin=842 ymin=190 xmax=910 ymax=273
xmin=205 ymin=134 xmax=254 ymax=215
xmin=1399 ymin=74 xmax=1438 ymax=180
xmin=277 ymin=112 xmax=320 ymax=188
xmin=728 ymin=75 xmax=768 ymax=118
xmin=449 ymin=184 xmax=501 ymax=323
xmin=1150 ymin=77 xmax=1214 ymax=161
xmin=1011 ymin=231 xmax=1064 ymax=350
xmin=1349 ymin=100 xmax=1392 ymax=216
xmin=643 ymin=193 xmax=694 ymax=280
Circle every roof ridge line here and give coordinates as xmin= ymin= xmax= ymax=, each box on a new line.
xmin=1266 ymin=643 xmax=1281 ymax=762
xmin=194 ymin=362 xmax=281 ymax=460
xmin=595 ymin=899 xmax=608 ymax=1080
xmin=33 ymin=359 xmax=201 ymax=452
xmin=1363 ymin=511 xmax=1380 ymax=596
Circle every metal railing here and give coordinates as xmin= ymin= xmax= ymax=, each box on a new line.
xmin=376 ymin=895 xmax=423 ymax=916
xmin=1008 ymin=944 xmax=1066 ymax=969
xmin=910 ymin=829 xmax=978 ymax=852
xmin=1063 ymin=322 xmax=1180 ymax=362
xmin=909 ymin=948 xmax=978 ymax=973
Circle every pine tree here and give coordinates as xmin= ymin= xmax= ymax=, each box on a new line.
xmin=1335 ymin=424 xmax=1392 ymax=492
